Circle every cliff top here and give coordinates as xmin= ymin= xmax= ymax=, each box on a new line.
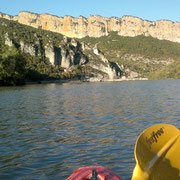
xmin=0 ymin=11 xmax=179 ymax=23
xmin=0 ymin=11 xmax=179 ymax=43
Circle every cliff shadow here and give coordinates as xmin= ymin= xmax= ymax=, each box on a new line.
xmin=110 ymin=62 xmax=123 ymax=77
xmin=54 ymin=47 xmax=62 ymax=65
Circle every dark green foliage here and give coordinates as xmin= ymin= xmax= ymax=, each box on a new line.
xmin=25 ymin=55 xmax=65 ymax=81
xmin=0 ymin=45 xmax=26 ymax=85
xmin=0 ymin=44 xmax=81 ymax=85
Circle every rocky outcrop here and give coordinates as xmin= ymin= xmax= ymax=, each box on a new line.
xmin=4 ymin=33 xmax=13 ymax=47
xmin=43 ymin=40 xmax=122 ymax=79
xmin=44 ymin=38 xmax=88 ymax=68
xmin=90 ymin=47 xmax=122 ymax=80
xmin=20 ymin=41 xmax=37 ymax=56
xmin=0 ymin=11 xmax=179 ymax=43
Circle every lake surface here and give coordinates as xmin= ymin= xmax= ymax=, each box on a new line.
xmin=0 ymin=79 xmax=180 ymax=180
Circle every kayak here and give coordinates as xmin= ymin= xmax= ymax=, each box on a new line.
xmin=66 ymin=166 xmax=123 ymax=180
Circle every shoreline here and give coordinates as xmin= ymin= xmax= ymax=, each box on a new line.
xmin=25 ymin=77 xmax=148 ymax=85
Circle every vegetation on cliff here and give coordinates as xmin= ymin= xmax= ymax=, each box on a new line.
xmin=148 ymin=60 xmax=180 ymax=79
xmin=0 ymin=44 xmax=83 ymax=86
xmin=0 ymin=18 xmax=83 ymax=85
xmin=0 ymin=45 xmax=26 ymax=85
xmin=81 ymin=32 xmax=180 ymax=78
xmin=0 ymin=17 xmax=180 ymax=86
xmin=82 ymin=32 xmax=180 ymax=59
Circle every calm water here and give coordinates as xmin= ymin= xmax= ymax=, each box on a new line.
xmin=0 ymin=79 xmax=180 ymax=180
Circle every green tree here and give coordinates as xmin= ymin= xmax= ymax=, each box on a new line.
xmin=0 ymin=46 xmax=26 ymax=85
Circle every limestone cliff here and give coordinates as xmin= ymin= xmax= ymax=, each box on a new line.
xmin=0 ymin=11 xmax=179 ymax=43
xmin=3 ymin=23 xmax=121 ymax=80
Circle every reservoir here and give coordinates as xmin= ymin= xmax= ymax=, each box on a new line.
xmin=0 ymin=79 xmax=180 ymax=180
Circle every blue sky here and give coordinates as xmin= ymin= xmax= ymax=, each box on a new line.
xmin=1 ymin=0 xmax=180 ymax=22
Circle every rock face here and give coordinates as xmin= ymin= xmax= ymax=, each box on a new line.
xmin=44 ymin=37 xmax=87 ymax=68
xmin=0 ymin=11 xmax=180 ymax=43
xmin=44 ymin=39 xmax=122 ymax=80
xmin=89 ymin=47 xmax=122 ymax=80
xmin=3 ymin=29 xmax=121 ymax=79
xmin=4 ymin=33 xmax=13 ymax=47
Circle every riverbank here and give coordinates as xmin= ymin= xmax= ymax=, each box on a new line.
xmin=25 ymin=77 xmax=148 ymax=85
xmin=89 ymin=77 xmax=148 ymax=82
xmin=26 ymin=79 xmax=81 ymax=85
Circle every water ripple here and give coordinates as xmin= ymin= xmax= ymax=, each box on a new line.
xmin=0 ymin=79 xmax=180 ymax=180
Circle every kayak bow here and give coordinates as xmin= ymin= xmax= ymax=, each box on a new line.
xmin=67 ymin=166 xmax=123 ymax=180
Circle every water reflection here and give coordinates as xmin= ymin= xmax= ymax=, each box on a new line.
xmin=0 ymin=80 xmax=180 ymax=180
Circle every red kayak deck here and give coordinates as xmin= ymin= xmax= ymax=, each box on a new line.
xmin=67 ymin=166 xmax=123 ymax=180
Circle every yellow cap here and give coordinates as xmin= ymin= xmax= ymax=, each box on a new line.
xmin=132 ymin=124 xmax=180 ymax=180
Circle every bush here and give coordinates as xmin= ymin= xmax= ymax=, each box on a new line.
xmin=0 ymin=46 xmax=26 ymax=85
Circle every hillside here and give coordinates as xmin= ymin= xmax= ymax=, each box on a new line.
xmin=80 ymin=32 xmax=180 ymax=78
xmin=0 ymin=16 xmax=180 ymax=85
xmin=0 ymin=18 xmax=121 ymax=85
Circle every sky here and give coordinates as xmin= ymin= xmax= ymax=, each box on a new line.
xmin=0 ymin=0 xmax=180 ymax=22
